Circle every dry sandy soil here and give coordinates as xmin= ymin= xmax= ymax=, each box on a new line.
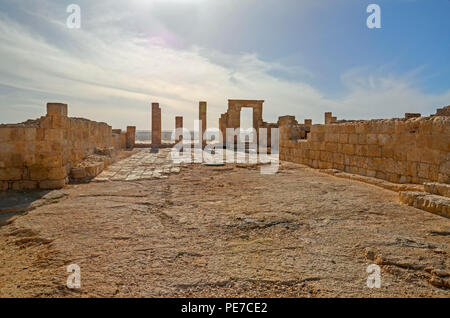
xmin=0 ymin=160 xmax=449 ymax=297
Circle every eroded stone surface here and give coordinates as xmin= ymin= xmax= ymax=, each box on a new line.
xmin=399 ymin=191 xmax=450 ymax=218
xmin=424 ymin=183 xmax=450 ymax=198
xmin=0 ymin=162 xmax=449 ymax=297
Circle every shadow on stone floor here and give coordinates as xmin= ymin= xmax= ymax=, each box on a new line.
xmin=0 ymin=189 xmax=68 ymax=225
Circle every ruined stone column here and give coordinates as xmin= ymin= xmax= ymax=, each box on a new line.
xmin=252 ymin=103 xmax=262 ymax=148
xmin=46 ymin=103 xmax=68 ymax=130
xmin=126 ymin=126 xmax=136 ymax=149
xmin=175 ymin=116 xmax=183 ymax=142
xmin=304 ymin=119 xmax=312 ymax=126
xmin=253 ymin=103 xmax=263 ymax=130
xmin=325 ymin=112 xmax=332 ymax=124
xmin=219 ymin=113 xmax=227 ymax=146
xmin=152 ymin=103 xmax=162 ymax=146
xmin=47 ymin=103 xmax=68 ymax=117
xmin=199 ymin=101 xmax=207 ymax=148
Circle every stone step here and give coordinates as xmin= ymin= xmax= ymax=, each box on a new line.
xmin=399 ymin=191 xmax=450 ymax=218
xmin=424 ymin=182 xmax=450 ymax=198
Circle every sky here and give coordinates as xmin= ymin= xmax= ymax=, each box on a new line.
xmin=0 ymin=0 xmax=449 ymax=130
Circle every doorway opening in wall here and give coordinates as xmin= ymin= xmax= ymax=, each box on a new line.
xmin=239 ymin=107 xmax=254 ymax=143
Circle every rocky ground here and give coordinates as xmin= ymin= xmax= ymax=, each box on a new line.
xmin=0 ymin=149 xmax=449 ymax=297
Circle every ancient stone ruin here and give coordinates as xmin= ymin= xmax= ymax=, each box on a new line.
xmin=0 ymin=103 xmax=135 ymax=190
xmin=279 ymin=108 xmax=450 ymax=184
xmin=151 ymin=103 xmax=162 ymax=146
xmin=1 ymin=101 xmax=449 ymax=216
xmin=1 ymin=100 xmax=450 ymax=298
xmin=219 ymin=100 xmax=279 ymax=148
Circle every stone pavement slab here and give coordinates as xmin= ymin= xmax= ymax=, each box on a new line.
xmin=94 ymin=149 xmax=180 ymax=182
xmin=94 ymin=147 xmax=279 ymax=182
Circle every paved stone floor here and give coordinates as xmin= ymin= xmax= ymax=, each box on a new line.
xmin=94 ymin=148 xmax=279 ymax=182
xmin=94 ymin=149 xmax=182 ymax=182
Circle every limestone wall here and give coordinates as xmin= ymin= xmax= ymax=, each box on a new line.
xmin=280 ymin=115 xmax=449 ymax=184
xmin=112 ymin=130 xmax=127 ymax=150
xmin=433 ymin=105 xmax=450 ymax=117
xmin=0 ymin=103 xmax=128 ymax=190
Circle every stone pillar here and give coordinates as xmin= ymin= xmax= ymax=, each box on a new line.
xmin=199 ymin=101 xmax=207 ymax=148
xmin=152 ymin=102 xmax=161 ymax=146
xmin=253 ymin=103 xmax=263 ymax=146
xmin=126 ymin=126 xmax=136 ymax=149
xmin=47 ymin=103 xmax=68 ymax=117
xmin=325 ymin=112 xmax=332 ymax=124
xmin=175 ymin=116 xmax=183 ymax=142
xmin=304 ymin=119 xmax=312 ymax=126
xmin=46 ymin=103 xmax=68 ymax=129
xmin=120 ymin=132 xmax=127 ymax=149
xmin=219 ymin=113 xmax=227 ymax=145
xmin=253 ymin=103 xmax=263 ymax=129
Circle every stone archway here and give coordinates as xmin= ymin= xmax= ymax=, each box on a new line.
xmin=219 ymin=99 xmax=264 ymax=145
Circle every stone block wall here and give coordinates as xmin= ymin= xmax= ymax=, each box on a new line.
xmin=0 ymin=103 xmax=129 ymax=190
xmin=62 ymin=118 xmax=113 ymax=165
xmin=278 ymin=116 xmax=311 ymax=141
xmin=433 ymin=105 xmax=450 ymax=117
xmin=280 ymin=115 xmax=449 ymax=184
xmin=112 ymin=129 xmax=127 ymax=150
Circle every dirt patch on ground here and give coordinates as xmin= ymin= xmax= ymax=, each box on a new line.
xmin=0 ymin=161 xmax=449 ymax=297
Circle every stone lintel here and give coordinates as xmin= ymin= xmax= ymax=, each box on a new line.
xmin=228 ymin=99 xmax=264 ymax=104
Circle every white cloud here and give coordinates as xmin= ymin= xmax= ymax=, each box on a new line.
xmin=336 ymin=67 xmax=450 ymax=119
xmin=0 ymin=5 xmax=448 ymax=131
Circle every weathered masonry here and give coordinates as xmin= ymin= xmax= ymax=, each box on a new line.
xmin=0 ymin=103 xmax=134 ymax=190
xmin=152 ymin=103 xmax=162 ymax=146
xmin=161 ymin=98 xmax=448 ymax=186
xmin=219 ymin=100 xmax=279 ymax=148
xmin=1 ymin=99 xmax=449 ymax=191
xmin=175 ymin=116 xmax=183 ymax=142
xmin=279 ymin=107 xmax=450 ymax=184
xmin=199 ymin=101 xmax=207 ymax=148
